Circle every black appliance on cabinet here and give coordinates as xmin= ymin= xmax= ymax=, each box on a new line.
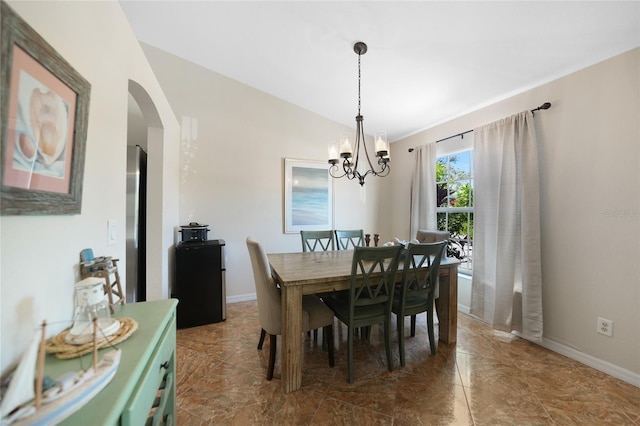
xmin=174 ymin=238 xmax=226 ymax=328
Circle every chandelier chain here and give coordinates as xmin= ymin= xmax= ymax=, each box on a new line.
xmin=357 ymin=53 xmax=361 ymax=115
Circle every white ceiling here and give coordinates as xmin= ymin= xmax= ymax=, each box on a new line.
xmin=119 ymin=1 xmax=640 ymax=141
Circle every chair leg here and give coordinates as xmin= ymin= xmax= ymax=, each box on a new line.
xmin=324 ymin=325 xmax=335 ymax=367
xmin=384 ymin=317 xmax=393 ymax=372
xmin=427 ymin=310 xmax=437 ymax=355
xmin=313 ymin=329 xmax=319 ymax=341
xmin=347 ymin=326 xmax=354 ymax=384
xmin=410 ymin=314 xmax=417 ymax=337
xmin=267 ymin=334 xmax=277 ymax=381
xmin=258 ymin=328 xmax=266 ymax=350
xmin=398 ymin=313 xmax=406 ymax=367
xmin=363 ymin=326 xmax=371 ymax=341
xmin=322 ymin=326 xmax=326 ymax=350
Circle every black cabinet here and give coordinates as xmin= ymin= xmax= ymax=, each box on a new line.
xmin=173 ymin=239 xmax=226 ymax=328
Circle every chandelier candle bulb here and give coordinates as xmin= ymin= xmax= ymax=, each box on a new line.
xmin=328 ymin=144 xmax=339 ymax=163
xmin=375 ymin=132 xmax=388 ymax=156
xmin=339 ymin=135 xmax=353 ymax=157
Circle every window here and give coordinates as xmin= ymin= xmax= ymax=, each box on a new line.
xmin=436 ymin=146 xmax=473 ymax=273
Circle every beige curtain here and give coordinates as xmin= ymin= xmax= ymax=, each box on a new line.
xmin=410 ymin=142 xmax=437 ymax=240
xmin=470 ymin=111 xmax=543 ymax=342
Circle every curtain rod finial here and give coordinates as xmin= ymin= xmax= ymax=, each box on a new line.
xmin=532 ymin=102 xmax=551 ymax=114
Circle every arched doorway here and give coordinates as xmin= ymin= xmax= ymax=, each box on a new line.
xmin=126 ymin=80 xmax=164 ymax=301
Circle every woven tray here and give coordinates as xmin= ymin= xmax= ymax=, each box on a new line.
xmin=46 ymin=317 xmax=138 ymax=359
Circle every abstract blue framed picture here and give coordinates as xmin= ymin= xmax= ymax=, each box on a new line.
xmin=284 ymin=159 xmax=334 ymax=233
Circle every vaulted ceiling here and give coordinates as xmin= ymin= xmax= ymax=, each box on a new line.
xmin=120 ymin=1 xmax=640 ymax=141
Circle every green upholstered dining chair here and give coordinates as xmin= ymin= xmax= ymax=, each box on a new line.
xmin=323 ymin=245 xmax=403 ymax=383
xmin=247 ymin=237 xmax=335 ymax=380
xmin=392 ymin=241 xmax=447 ymax=366
xmin=301 ymin=230 xmax=335 ymax=252
xmin=334 ymin=229 xmax=365 ymax=250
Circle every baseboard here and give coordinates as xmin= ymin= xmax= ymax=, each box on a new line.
xmin=539 ymin=337 xmax=640 ymax=388
xmin=458 ymin=304 xmax=470 ymax=314
xmin=227 ymin=293 xmax=257 ymax=304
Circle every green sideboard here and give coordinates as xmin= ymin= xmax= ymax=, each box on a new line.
xmin=44 ymin=299 xmax=178 ymax=425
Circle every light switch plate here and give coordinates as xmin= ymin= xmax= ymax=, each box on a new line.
xmin=107 ymin=220 xmax=117 ymax=245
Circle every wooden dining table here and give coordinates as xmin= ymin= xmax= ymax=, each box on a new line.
xmin=267 ymin=249 xmax=460 ymax=393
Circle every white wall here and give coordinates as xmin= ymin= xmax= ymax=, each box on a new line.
xmin=0 ymin=1 xmax=180 ymax=373
xmin=388 ymin=48 xmax=640 ymax=378
xmin=140 ymin=44 xmax=386 ymax=301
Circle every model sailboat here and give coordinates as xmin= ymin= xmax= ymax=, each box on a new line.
xmin=0 ymin=320 xmax=121 ymax=425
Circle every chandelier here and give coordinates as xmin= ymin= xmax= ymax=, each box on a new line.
xmin=329 ymin=41 xmax=390 ymax=186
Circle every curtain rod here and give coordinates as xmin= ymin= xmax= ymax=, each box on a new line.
xmin=408 ymin=102 xmax=551 ymax=152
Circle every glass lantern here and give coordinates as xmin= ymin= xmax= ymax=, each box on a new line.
xmin=65 ymin=277 xmax=120 ymax=344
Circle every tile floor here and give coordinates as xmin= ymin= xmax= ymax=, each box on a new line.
xmin=175 ymin=301 xmax=640 ymax=425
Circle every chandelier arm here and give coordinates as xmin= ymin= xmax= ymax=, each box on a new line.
xmin=344 ymin=160 xmax=357 ymax=181
xmin=329 ymin=164 xmax=347 ymax=179
xmin=359 ymin=119 xmax=379 ymax=175
xmin=356 ymin=168 xmax=373 ymax=182
xmin=352 ymin=116 xmax=362 ymax=172
xmin=344 ymin=157 xmax=355 ymax=178
xmin=329 ymin=157 xmax=360 ymax=181
xmin=376 ymin=161 xmax=391 ymax=177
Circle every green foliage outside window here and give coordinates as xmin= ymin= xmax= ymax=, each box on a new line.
xmin=436 ymin=152 xmax=474 ymax=269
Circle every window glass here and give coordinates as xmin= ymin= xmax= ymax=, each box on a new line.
xmin=436 ymin=148 xmax=473 ymax=272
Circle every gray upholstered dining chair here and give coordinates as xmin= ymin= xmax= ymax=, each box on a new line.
xmin=334 ymin=229 xmax=365 ymax=250
xmin=415 ymin=229 xmax=450 ymax=244
xmin=301 ymin=230 xmax=335 ymax=252
xmin=323 ymin=245 xmax=403 ymax=383
xmin=246 ymin=237 xmax=334 ymax=380
xmin=392 ymin=241 xmax=447 ymax=366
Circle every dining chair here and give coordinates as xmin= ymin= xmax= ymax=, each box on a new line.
xmin=392 ymin=241 xmax=447 ymax=366
xmin=300 ymin=229 xmax=336 ymax=342
xmin=257 ymin=231 xmax=334 ymax=348
xmin=415 ymin=229 xmax=450 ymax=244
xmin=246 ymin=237 xmax=335 ymax=380
xmin=414 ymin=229 xmax=449 ymax=319
xmin=323 ymin=245 xmax=403 ymax=383
xmin=334 ymin=229 xmax=365 ymax=250
xmin=300 ymin=230 xmax=335 ymax=252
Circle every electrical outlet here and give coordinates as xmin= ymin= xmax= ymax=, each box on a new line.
xmin=597 ymin=317 xmax=613 ymax=337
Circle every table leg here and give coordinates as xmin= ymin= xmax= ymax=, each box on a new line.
xmin=435 ymin=265 xmax=458 ymax=344
xmin=281 ymin=285 xmax=303 ymax=393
